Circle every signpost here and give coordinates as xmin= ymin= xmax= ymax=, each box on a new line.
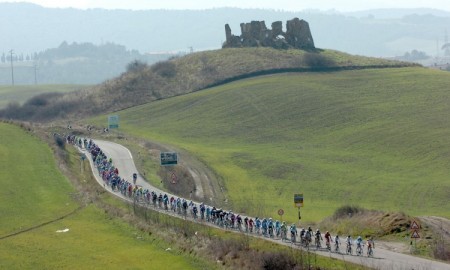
xmin=278 ymin=208 xmax=284 ymax=221
xmin=108 ymin=115 xmax=119 ymax=129
xmin=410 ymin=220 xmax=421 ymax=252
xmin=294 ymin=193 xmax=304 ymax=221
xmin=160 ymin=152 xmax=178 ymax=166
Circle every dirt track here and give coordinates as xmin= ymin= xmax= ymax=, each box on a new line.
xmin=420 ymin=216 xmax=450 ymax=243
xmin=81 ymin=140 xmax=450 ymax=270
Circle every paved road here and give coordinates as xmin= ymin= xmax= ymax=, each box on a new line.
xmin=80 ymin=140 xmax=450 ymax=270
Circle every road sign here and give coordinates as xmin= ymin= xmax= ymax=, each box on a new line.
xmin=278 ymin=209 xmax=284 ymax=216
xmin=294 ymin=193 xmax=304 ymax=207
xmin=160 ymin=152 xmax=178 ymax=166
xmin=108 ymin=115 xmax=119 ymax=129
xmin=411 ymin=230 xmax=420 ymax=238
xmin=411 ymin=220 xmax=420 ymax=230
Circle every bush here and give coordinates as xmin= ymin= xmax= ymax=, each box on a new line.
xmin=54 ymin=134 xmax=66 ymax=149
xmin=126 ymin=60 xmax=148 ymax=73
xmin=151 ymin=61 xmax=177 ymax=78
xmin=262 ymin=252 xmax=296 ymax=270
xmin=332 ymin=205 xmax=364 ymax=220
xmin=303 ymin=52 xmax=335 ymax=68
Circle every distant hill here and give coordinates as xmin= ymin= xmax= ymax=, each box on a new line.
xmin=0 ymin=41 xmax=175 ymax=84
xmin=2 ymin=3 xmax=450 ymax=60
xmin=0 ymin=47 xmax=414 ymax=122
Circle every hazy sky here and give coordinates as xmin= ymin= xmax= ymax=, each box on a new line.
xmin=2 ymin=0 xmax=450 ymax=12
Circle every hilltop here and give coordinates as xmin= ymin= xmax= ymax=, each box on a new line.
xmin=0 ymin=47 xmax=414 ymax=122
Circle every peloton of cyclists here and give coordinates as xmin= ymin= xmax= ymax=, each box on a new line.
xmin=77 ymin=136 xmax=380 ymax=259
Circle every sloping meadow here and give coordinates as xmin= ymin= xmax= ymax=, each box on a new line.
xmin=89 ymin=67 xmax=450 ymax=222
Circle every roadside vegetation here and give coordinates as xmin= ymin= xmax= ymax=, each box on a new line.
xmin=0 ymin=47 xmax=415 ymax=122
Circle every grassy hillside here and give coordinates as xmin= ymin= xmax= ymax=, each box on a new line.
xmin=0 ymin=84 xmax=85 ymax=109
xmin=89 ymin=67 xmax=450 ymax=222
xmin=0 ymin=123 xmax=208 ymax=269
xmin=0 ymin=47 xmax=415 ymax=122
xmin=0 ymin=123 xmax=78 ymax=236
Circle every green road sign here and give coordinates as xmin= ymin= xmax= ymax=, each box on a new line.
xmin=160 ymin=152 xmax=178 ymax=166
xmin=108 ymin=115 xmax=119 ymax=129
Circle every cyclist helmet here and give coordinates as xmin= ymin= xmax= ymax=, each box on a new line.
xmin=357 ymin=236 xmax=362 ymax=240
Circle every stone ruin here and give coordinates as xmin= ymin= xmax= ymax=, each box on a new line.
xmin=222 ymin=18 xmax=315 ymax=50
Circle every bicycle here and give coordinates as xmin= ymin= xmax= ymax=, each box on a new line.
xmin=356 ymin=243 xmax=363 ymax=256
xmin=334 ymin=242 xmax=340 ymax=253
xmin=291 ymin=231 xmax=297 ymax=243
xmin=315 ymin=237 xmax=322 ymax=250
xmin=326 ymin=240 xmax=331 ymax=251
xmin=367 ymin=246 xmax=374 ymax=257
xmin=281 ymin=230 xmax=287 ymax=242
xmin=346 ymin=243 xmax=352 ymax=255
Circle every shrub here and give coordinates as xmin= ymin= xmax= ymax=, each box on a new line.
xmin=332 ymin=205 xmax=364 ymax=220
xmin=262 ymin=252 xmax=296 ymax=270
xmin=151 ymin=61 xmax=177 ymax=78
xmin=126 ymin=60 xmax=148 ymax=73
xmin=303 ymin=52 xmax=335 ymax=68
xmin=54 ymin=134 xmax=66 ymax=149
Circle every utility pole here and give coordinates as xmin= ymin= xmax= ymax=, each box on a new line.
xmin=9 ymin=49 xmax=14 ymax=86
xmin=33 ymin=62 xmax=38 ymax=85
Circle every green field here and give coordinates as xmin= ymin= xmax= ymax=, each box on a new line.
xmin=0 ymin=84 xmax=86 ymax=109
xmin=0 ymin=123 xmax=208 ymax=269
xmin=89 ymin=67 xmax=450 ymax=223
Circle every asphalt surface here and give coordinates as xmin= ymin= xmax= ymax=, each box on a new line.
xmin=80 ymin=139 xmax=450 ymax=270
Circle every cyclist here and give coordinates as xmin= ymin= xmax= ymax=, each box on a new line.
xmin=334 ymin=234 xmax=341 ymax=253
xmin=324 ymin=231 xmax=332 ymax=251
xmin=290 ymin=223 xmax=297 ymax=243
xmin=346 ymin=235 xmax=353 ymax=255
xmin=236 ymin=215 xmax=243 ymax=231
xmin=244 ymin=216 xmax=249 ymax=232
xmin=262 ymin=218 xmax=268 ymax=236
xmin=315 ymin=229 xmax=323 ymax=249
xmin=132 ymin=173 xmax=137 ymax=184
xmin=367 ymin=237 xmax=375 ymax=257
xmin=275 ymin=220 xmax=281 ymax=237
xmin=268 ymin=218 xmax=274 ymax=238
xmin=255 ymin=217 xmax=261 ymax=234
xmin=356 ymin=236 xmax=363 ymax=256
xmin=200 ymin=203 xmax=205 ymax=220
xmin=249 ymin=218 xmax=254 ymax=233
xmin=299 ymin=228 xmax=306 ymax=245
xmin=280 ymin=221 xmax=287 ymax=241
xmin=305 ymin=228 xmax=312 ymax=247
